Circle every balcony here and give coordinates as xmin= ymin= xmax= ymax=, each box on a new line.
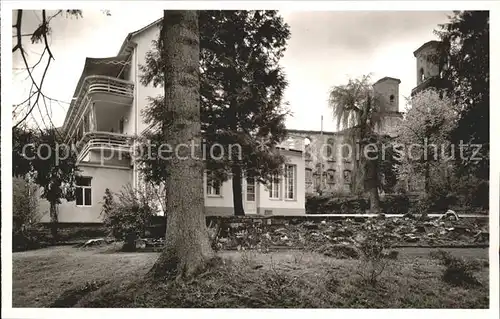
xmin=85 ymin=75 xmax=134 ymax=101
xmin=76 ymin=131 xmax=132 ymax=163
xmin=64 ymin=75 xmax=134 ymax=141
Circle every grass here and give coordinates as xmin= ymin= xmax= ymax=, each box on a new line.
xmin=12 ymin=245 xmax=489 ymax=308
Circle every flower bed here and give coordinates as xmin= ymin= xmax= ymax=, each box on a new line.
xmin=213 ymin=216 xmax=489 ymax=252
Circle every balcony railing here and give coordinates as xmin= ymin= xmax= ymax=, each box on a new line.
xmin=85 ymin=75 xmax=134 ymax=98
xmin=77 ymin=131 xmax=132 ymax=162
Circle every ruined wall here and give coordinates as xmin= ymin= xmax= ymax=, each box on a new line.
xmin=285 ymin=130 xmax=358 ymax=195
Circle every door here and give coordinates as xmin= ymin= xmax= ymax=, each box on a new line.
xmin=244 ymin=177 xmax=257 ymax=214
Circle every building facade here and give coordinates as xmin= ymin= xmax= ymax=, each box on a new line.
xmin=37 ymin=17 xmax=437 ymax=221
xmin=39 ymin=19 xmax=306 ymax=223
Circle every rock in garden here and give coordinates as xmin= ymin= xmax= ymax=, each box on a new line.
xmin=82 ymin=238 xmax=105 ymax=247
xmin=304 ymin=223 xmax=319 ymax=230
xmin=404 ymin=234 xmax=420 ymax=242
xmin=474 ymin=231 xmax=489 ymax=243
xmin=415 ymin=225 xmax=426 ymax=233
xmin=438 ymin=210 xmax=459 ymax=221
xmin=135 ymin=239 xmax=146 ymax=249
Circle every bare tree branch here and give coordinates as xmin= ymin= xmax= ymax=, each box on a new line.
xmin=12 ymin=9 xmax=85 ymax=130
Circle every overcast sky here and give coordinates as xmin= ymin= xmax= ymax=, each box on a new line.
xmin=12 ymin=10 xmax=451 ymax=131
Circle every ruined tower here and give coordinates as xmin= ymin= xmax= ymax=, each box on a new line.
xmin=373 ymin=77 xmax=403 ymax=136
xmin=411 ymin=40 xmax=444 ymax=96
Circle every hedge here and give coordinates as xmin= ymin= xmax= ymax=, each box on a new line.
xmin=306 ymin=193 xmax=413 ymax=214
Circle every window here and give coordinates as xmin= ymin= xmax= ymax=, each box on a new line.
xmin=341 ymin=145 xmax=351 ymax=161
xmin=76 ymin=176 xmax=92 ymax=206
xmin=246 ymin=178 xmax=255 ymax=202
xmin=420 ymin=68 xmax=425 ymax=82
xmin=206 ymin=171 xmax=221 ymax=196
xmin=343 ymin=170 xmax=352 ymax=185
xmin=327 ymin=169 xmax=336 ymax=184
xmin=284 ymin=165 xmax=296 ymax=200
xmin=305 ymin=168 xmax=313 ymax=184
xmin=269 ymin=175 xmax=280 ymax=199
xmin=326 ymin=138 xmax=335 ymax=160
xmin=389 ymin=94 xmax=395 ymax=103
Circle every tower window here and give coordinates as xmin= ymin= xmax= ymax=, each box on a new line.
xmin=420 ymin=68 xmax=425 ymax=82
xmin=389 ymin=95 xmax=395 ymax=103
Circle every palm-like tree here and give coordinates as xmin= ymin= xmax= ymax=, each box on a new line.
xmin=328 ymin=75 xmax=388 ymax=213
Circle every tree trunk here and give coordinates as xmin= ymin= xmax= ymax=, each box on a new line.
xmin=49 ymin=202 xmax=58 ymax=244
xmin=424 ymin=160 xmax=430 ymax=194
xmin=122 ymin=232 xmax=137 ymax=252
xmin=232 ymin=165 xmax=245 ymax=216
xmin=149 ymin=10 xmax=213 ymax=279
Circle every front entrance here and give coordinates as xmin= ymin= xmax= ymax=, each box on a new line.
xmin=244 ymin=178 xmax=257 ymax=214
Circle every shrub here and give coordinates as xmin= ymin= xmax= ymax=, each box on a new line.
xmin=380 ymin=194 xmax=410 ymax=214
xmin=355 ymin=220 xmax=393 ymax=286
xmin=100 ymin=184 xmax=157 ymax=251
xmin=307 ymin=193 xmax=413 ymax=214
xmin=306 ymin=194 xmax=368 ymax=214
xmin=451 ymin=176 xmax=489 ymax=210
xmin=12 ymin=177 xmax=47 ymax=251
xmin=429 ymin=250 xmax=482 ymax=287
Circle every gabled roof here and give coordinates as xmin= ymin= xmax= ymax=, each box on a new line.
xmin=117 ymin=18 xmax=162 ymax=56
xmin=373 ymin=77 xmax=401 ymax=85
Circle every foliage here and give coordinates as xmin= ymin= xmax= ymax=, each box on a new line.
xmin=12 ymin=126 xmax=36 ymax=178
xmin=355 ymin=220 xmax=393 ymax=286
xmin=449 ymin=175 xmax=488 ymax=209
xmin=376 ymin=135 xmax=400 ymax=193
xmin=101 ymin=188 xmax=114 ymax=217
xmin=100 ymin=184 xmax=157 ymax=251
xmin=13 ymin=177 xmax=40 ymax=229
xmin=305 ymin=193 xmax=410 ymax=214
xmin=137 ymin=11 xmax=291 ymax=215
xmin=379 ymin=194 xmax=410 ymax=214
xmin=435 ymin=11 xmax=489 ymax=180
xmin=12 ymin=126 xmax=79 ymax=241
xmin=396 ymin=90 xmax=458 ymax=194
xmin=429 ymin=250 xmax=482 ymax=287
xmin=13 ymin=127 xmax=79 ymax=204
xmin=329 ymin=75 xmax=387 ymax=132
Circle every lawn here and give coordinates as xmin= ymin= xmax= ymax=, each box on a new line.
xmin=12 ymin=245 xmax=489 ymax=308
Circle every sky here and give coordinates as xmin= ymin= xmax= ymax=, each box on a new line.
xmin=12 ymin=10 xmax=452 ymax=132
